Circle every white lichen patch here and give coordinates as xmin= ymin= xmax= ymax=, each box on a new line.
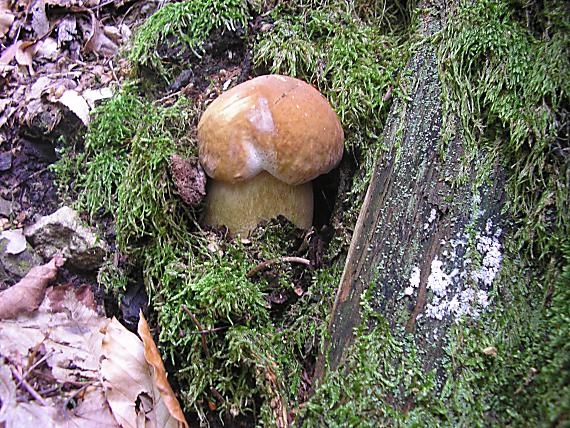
xmin=423 ymin=219 xmax=502 ymax=322
xmin=471 ymin=220 xmax=503 ymax=287
xmin=423 ymin=208 xmax=437 ymax=230
xmin=405 ymin=266 xmax=421 ymax=296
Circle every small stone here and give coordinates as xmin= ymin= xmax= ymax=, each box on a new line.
xmin=0 ymin=237 xmax=43 ymax=281
xmin=0 ymin=197 xmax=17 ymax=217
xmin=24 ymin=206 xmax=108 ymax=270
xmin=0 ymin=151 xmax=12 ymax=171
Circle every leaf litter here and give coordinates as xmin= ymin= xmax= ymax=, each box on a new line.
xmin=0 ymin=260 xmax=189 ymax=427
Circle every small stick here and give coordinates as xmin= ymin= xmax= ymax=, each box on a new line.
xmin=18 ymin=351 xmax=53 ymax=388
xmin=189 ymin=326 xmax=228 ymax=335
xmin=153 ymin=90 xmax=183 ymax=105
xmin=210 ymin=387 xmax=225 ymax=403
xmin=181 ymin=305 xmax=210 ymax=358
xmin=10 ymin=365 xmax=48 ymax=406
xmin=62 ymin=381 xmax=95 ymax=417
xmin=12 ymin=167 xmax=49 ymax=189
xmin=246 ymin=256 xmax=311 ymax=278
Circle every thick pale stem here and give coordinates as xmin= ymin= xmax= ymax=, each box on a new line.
xmin=203 ymin=171 xmax=313 ymax=235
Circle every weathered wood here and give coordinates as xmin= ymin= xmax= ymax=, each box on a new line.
xmin=318 ymin=1 xmax=506 ymax=377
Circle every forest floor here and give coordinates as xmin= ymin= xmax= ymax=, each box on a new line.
xmin=1 ymin=1 xmax=568 ymax=427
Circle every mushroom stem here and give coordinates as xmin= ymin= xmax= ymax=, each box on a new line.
xmin=203 ymin=171 xmax=313 ymax=235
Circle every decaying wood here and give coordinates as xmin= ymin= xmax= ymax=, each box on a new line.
xmin=317 ymin=0 xmax=506 ymax=379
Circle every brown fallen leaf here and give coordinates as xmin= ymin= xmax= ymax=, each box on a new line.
xmin=0 ymin=286 xmax=118 ymax=427
xmin=138 ymin=312 xmax=189 ymax=428
xmin=0 ymin=255 xmax=65 ymax=319
xmin=101 ymin=317 xmax=189 ymax=428
xmin=82 ymin=12 xmax=118 ymax=57
xmin=0 ymin=0 xmax=14 ymax=38
xmin=15 ymin=40 xmax=37 ymax=74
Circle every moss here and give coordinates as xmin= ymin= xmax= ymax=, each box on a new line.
xmin=129 ymin=0 xmax=249 ymax=78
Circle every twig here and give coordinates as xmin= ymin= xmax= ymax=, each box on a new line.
xmin=12 ymin=167 xmax=49 ymax=189
xmin=153 ymin=90 xmax=183 ymax=105
xmin=18 ymin=351 xmax=53 ymax=388
xmin=246 ymin=256 xmax=311 ymax=278
xmin=9 ymin=365 xmax=48 ymax=406
xmin=181 ymin=305 xmax=210 ymax=358
xmin=210 ymin=387 xmax=225 ymax=403
xmin=62 ymin=381 xmax=95 ymax=418
xmin=189 ymin=326 xmax=228 ymax=335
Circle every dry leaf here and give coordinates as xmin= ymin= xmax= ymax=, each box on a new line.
xmin=1 ymin=228 xmax=27 ymax=254
xmin=82 ymin=87 xmax=113 ymax=108
xmin=0 ymin=365 xmax=117 ymax=428
xmin=83 ymin=14 xmax=118 ymax=57
xmin=28 ymin=76 xmax=51 ymax=100
xmin=34 ymin=37 xmax=58 ymax=60
xmin=15 ymin=41 xmax=36 ymax=74
xmin=31 ymin=0 xmax=49 ymax=37
xmin=101 ymin=317 xmax=189 ymax=428
xmin=0 ymin=283 xmax=107 ymax=381
xmin=58 ymin=89 xmax=90 ymax=125
xmin=138 ymin=312 xmax=189 ymax=428
xmin=0 ymin=0 xmax=14 ymax=38
xmin=0 ymin=42 xmax=17 ymax=66
xmin=0 ymin=255 xmax=65 ymax=319
xmin=0 ymin=287 xmax=118 ymax=427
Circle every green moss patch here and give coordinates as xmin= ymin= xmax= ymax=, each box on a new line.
xmin=129 ymin=0 xmax=249 ymax=78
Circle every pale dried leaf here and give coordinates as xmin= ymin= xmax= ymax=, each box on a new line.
xmin=0 ymin=364 xmax=16 ymax=421
xmin=1 ymin=228 xmax=27 ymax=254
xmin=31 ymin=0 xmax=49 ymax=37
xmin=83 ymin=16 xmax=118 ymax=57
xmin=29 ymin=76 xmax=52 ymax=100
xmin=0 ymin=283 xmax=117 ymax=427
xmin=0 ymin=42 xmax=17 ymax=65
xmin=34 ymin=37 xmax=58 ymax=60
xmin=0 ymin=363 xmax=118 ymax=427
xmin=82 ymin=87 xmax=113 ymax=108
xmin=138 ymin=313 xmax=189 ymax=428
xmin=0 ymin=0 xmax=14 ymax=38
xmin=0 ymin=98 xmax=10 ymax=114
xmin=101 ymin=317 xmax=188 ymax=428
xmin=0 ymin=255 xmax=64 ymax=319
xmin=15 ymin=41 xmax=35 ymax=66
xmin=15 ymin=41 xmax=36 ymax=74
xmin=58 ymin=89 xmax=90 ymax=125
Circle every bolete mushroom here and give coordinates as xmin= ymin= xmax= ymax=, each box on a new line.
xmin=197 ymin=74 xmax=344 ymax=235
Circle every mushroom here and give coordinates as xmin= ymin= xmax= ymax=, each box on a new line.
xmin=197 ymin=74 xmax=344 ymax=235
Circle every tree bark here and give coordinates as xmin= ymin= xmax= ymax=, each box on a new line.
xmin=317 ymin=0 xmax=506 ymax=378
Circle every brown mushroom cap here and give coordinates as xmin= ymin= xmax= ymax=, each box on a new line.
xmin=197 ymin=75 xmax=344 ymax=186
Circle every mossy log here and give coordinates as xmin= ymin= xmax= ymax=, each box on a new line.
xmin=318 ymin=1 xmax=506 ymax=377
